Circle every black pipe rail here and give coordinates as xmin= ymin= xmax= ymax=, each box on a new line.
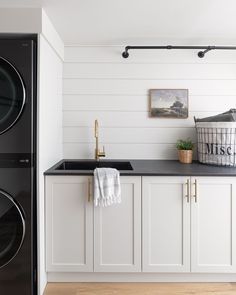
xmin=121 ymin=45 xmax=236 ymax=58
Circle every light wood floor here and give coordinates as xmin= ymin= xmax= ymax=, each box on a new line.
xmin=44 ymin=283 xmax=236 ymax=295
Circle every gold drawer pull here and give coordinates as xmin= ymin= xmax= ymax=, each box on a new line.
xmin=88 ymin=178 xmax=92 ymax=202
xmin=193 ymin=179 xmax=198 ymax=203
xmin=185 ymin=179 xmax=190 ymax=203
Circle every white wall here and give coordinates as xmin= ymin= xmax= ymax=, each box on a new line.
xmin=41 ymin=9 xmax=64 ymax=60
xmin=0 ymin=7 xmax=41 ymax=33
xmin=0 ymin=7 xmax=64 ymax=60
xmin=38 ymin=10 xmax=64 ymax=295
xmin=38 ymin=11 xmax=64 ymax=295
xmin=38 ymin=34 xmax=63 ymax=294
xmin=63 ymin=46 xmax=236 ymax=159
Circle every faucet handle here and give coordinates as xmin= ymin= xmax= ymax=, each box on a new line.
xmin=99 ymin=146 xmax=106 ymax=157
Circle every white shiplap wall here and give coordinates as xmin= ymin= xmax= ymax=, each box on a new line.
xmin=63 ymin=46 xmax=236 ymax=159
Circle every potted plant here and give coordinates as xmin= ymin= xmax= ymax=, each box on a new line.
xmin=176 ymin=139 xmax=194 ymax=164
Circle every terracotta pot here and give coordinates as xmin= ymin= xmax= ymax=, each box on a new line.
xmin=178 ymin=150 xmax=193 ymax=164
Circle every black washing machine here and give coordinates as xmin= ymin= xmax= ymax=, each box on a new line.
xmin=0 ymin=36 xmax=37 ymax=295
xmin=0 ymin=37 xmax=36 ymax=154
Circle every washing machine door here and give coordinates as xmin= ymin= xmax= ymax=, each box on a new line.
xmin=0 ymin=57 xmax=25 ymax=134
xmin=0 ymin=190 xmax=25 ymax=268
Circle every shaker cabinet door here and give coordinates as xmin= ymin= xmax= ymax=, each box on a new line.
xmin=94 ymin=176 xmax=142 ymax=272
xmin=142 ymin=176 xmax=191 ymax=272
xmin=46 ymin=176 xmax=93 ymax=272
xmin=191 ymin=177 xmax=236 ymax=273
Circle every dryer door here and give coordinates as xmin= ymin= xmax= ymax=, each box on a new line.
xmin=0 ymin=57 xmax=25 ymax=134
xmin=0 ymin=190 xmax=25 ymax=268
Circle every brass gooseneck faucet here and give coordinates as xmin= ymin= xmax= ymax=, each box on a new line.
xmin=94 ymin=119 xmax=105 ymax=161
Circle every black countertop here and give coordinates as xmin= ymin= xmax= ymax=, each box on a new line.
xmin=44 ymin=159 xmax=236 ymax=177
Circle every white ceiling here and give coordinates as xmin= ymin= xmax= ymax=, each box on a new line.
xmin=1 ymin=0 xmax=236 ymax=45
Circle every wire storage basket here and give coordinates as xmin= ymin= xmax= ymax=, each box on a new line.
xmin=196 ymin=122 xmax=236 ymax=167
xmin=195 ymin=110 xmax=236 ymax=167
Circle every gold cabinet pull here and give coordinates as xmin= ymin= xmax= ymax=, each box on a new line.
xmin=185 ymin=179 xmax=190 ymax=202
xmin=193 ymin=179 xmax=198 ymax=203
xmin=88 ymin=178 xmax=92 ymax=202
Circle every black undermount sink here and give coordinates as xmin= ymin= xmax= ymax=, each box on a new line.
xmin=56 ymin=160 xmax=133 ymax=171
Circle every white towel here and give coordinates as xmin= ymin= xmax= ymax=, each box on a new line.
xmin=94 ymin=168 xmax=121 ymax=207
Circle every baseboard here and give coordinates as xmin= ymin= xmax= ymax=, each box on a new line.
xmin=47 ymin=272 xmax=236 ymax=283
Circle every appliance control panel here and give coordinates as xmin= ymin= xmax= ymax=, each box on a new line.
xmin=0 ymin=153 xmax=34 ymax=168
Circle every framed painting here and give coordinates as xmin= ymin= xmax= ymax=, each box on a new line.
xmin=150 ymin=89 xmax=189 ymax=118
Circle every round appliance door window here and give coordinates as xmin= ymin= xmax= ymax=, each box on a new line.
xmin=0 ymin=190 xmax=25 ymax=268
xmin=0 ymin=57 xmax=25 ymax=134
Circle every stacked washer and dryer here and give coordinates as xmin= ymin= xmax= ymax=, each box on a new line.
xmin=0 ymin=36 xmax=37 ymax=295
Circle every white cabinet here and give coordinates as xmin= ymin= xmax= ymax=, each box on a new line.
xmin=46 ymin=174 xmax=236 ymax=276
xmin=142 ymin=176 xmax=236 ymax=273
xmin=142 ymin=177 xmax=190 ymax=272
xmin=191 ymin=177 xmax=236 ymax=273
xmin=46 ymin=175 xmax=141 ymax=273
xmin=94 ymin=176 xmax=141 ymax=272
xmin=46 ymin=176 xmax=93 ymax=272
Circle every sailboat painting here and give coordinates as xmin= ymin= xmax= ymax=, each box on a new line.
xmin=150 ymin=89 xmax=188 ymax=118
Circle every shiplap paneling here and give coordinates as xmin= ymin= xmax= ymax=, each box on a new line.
xmin=63 ymin=127 xmax=196 ymax=144
xmin=63 ymin=46 xmax=236 ymax=159
xmin=64 ymin=63 xmax=236 ymax=80
xmin=63 ymin=111 xmax=217 ymax=128
xmin=63 ymin=143 xmax=178 ymax=159
xmin=63 ymin=79 xmax=236 ymax=96
xmin=63 ymin=94 xmax=236 ymax=112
